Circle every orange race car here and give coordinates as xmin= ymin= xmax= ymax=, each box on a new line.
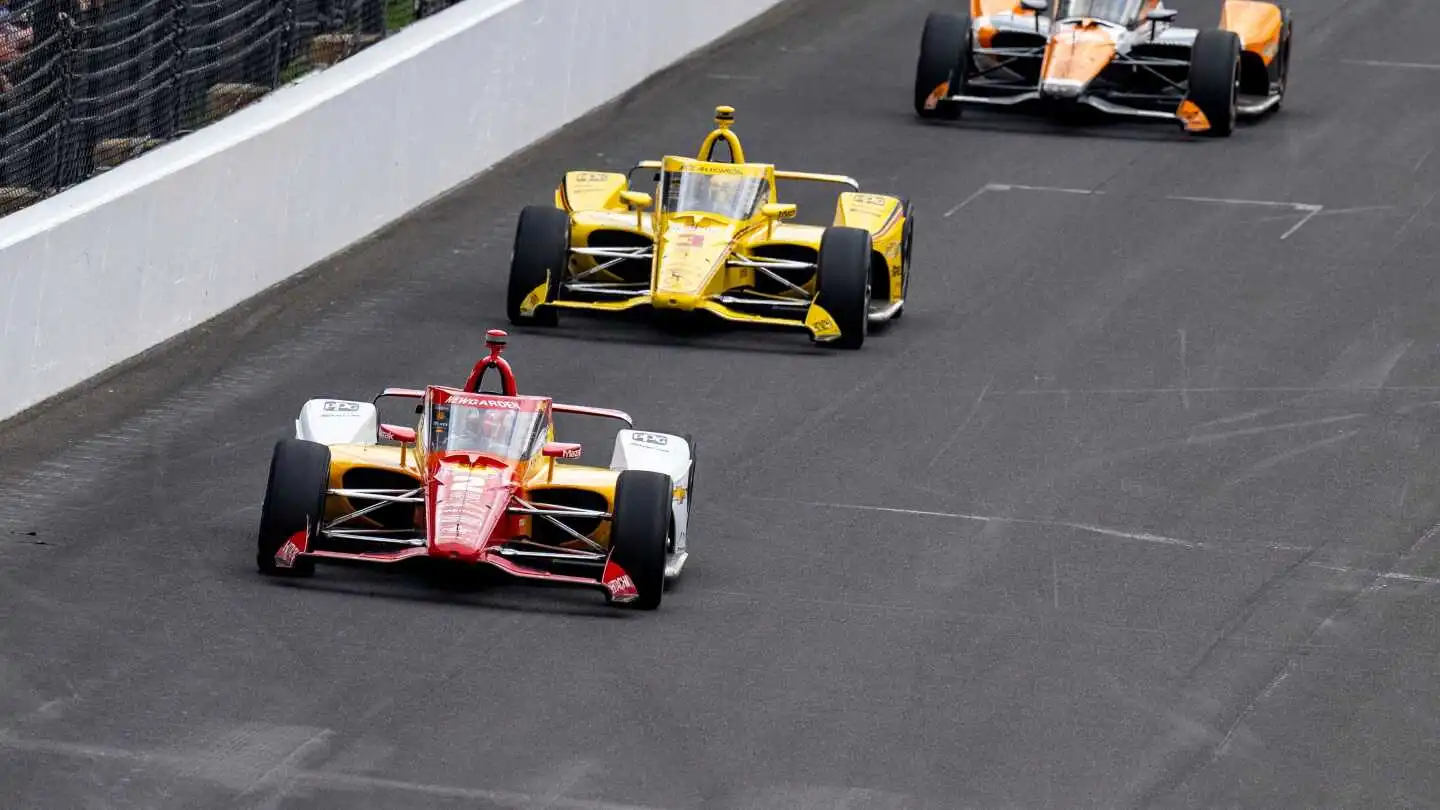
xmin=914 ymin=0 xmax=1293 ymax=136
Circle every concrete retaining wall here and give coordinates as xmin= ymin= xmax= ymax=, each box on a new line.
xmin=0 ymin=0 xmax=785 ymax=422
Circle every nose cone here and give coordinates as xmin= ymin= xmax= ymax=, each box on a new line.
xmin=1040 ymin=25 xmax=1118 ymax=97
xmin=653 ymin=220 xmax=737 ymax=308
xmin=429 ymin=459 xmax=515 ymax=562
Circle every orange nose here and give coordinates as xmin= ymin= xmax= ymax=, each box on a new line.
xmin=1040 ymin=30 xmax=1117 ymax=93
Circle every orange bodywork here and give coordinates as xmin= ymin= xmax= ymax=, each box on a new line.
xmin=972 ymin=0 xmax=1036 ymax=48
xmin=1041 ymin=24 xmax=1118 ymax=88
xmin=971 ymin=0 xmax=1031 ymax=15
xmin=1220 ymin=0 xmax=1284 ymax=64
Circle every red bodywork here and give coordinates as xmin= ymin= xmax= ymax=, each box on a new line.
xmin=274 ymin=329 xmax=641 ymax=603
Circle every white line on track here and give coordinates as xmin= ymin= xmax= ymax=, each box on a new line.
xmin=1165 ymin=195 xmax=1324 ymax=239
xmin=750 ymin=497 xmax=1440 ymax=586
xmin=948 ymin=183 xmax=1338 ymax=239
xmin=990 ymin=183 xmax=1104 ymax=195
xmin=944 ymin=182 xmax=1105 ymax=217
xmin=0 ymin=732 xmax=665 ymax=810
xmin=999 ymin=386 xmax=1440 ymax=395
xmin=1343 ymin=58 xmax=1440 ymax=70
xmin=942 ymin=186 xmax=992 ymax=218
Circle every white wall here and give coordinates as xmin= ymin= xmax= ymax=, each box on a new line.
xmin=0 ymin=0 xmax=784 ymax=422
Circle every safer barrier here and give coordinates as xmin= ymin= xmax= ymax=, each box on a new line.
xmin=0 ymin=0 xmax=786 ymax=423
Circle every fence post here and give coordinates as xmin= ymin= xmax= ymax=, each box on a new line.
xmin=47 ymin=9 xmax=79 ymax=191
xmin=153 ymin=0 xmax=185 ymax=139
xmin=268 ymin=0 xmax=294 ymax=89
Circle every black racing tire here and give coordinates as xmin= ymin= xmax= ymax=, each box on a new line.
xmin=506 ymin=205 xmax=568 ymax=326
xmin=814 ymin=226 xmax=873 ymax=350
xmin=256 ymin=439 xmax=329 ymax=577
xmin=1188 ymin=29 xmax=1241 ymax=137
xmin=608 ymin=470 xmax=671 ymax=610
xmin=914 ymin=11 xmax=970 ymax=120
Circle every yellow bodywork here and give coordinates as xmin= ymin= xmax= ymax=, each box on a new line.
xmin=536 ymin=106 xmax=911 ymax=341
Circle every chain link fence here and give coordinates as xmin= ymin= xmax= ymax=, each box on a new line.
xmin=0 ymin=0 xmax=459 ymax=217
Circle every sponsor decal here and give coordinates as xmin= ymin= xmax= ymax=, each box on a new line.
xmin=850 ymin=193 xmax=889 ymax=208
xmin=692 ymin=164 xmax=746 ymax=175
xmin=924 ymin=81 xmax=949 ymax=110
xmin=604 ymin=573 xmax=638 ymax=601
xmin=632 ymin=431 xmax=669 ymax=447
xmin=562 ymin=446 xmax=582 ymax=459
xmin=673 ymin=232 xmax=705 ymax=248
xmin=572 ymin=172 xmax=612 ymax=184
xmin=433 ymin=470 xmax=500 ymax=530
xmin=275 ymin=527 xmax=309 ymax=568
xmin=322 ymin=400 xmax=361 ymax=412
xmin=448 ymin=395 xmax=521 ymax=409
xmin=601 ymin=558 xmax=639 ymax=601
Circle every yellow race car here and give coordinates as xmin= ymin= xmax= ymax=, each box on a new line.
xmin=505 ymin=106 xmax=914 ymax=349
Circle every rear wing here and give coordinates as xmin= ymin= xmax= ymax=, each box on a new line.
xmin=630 ymin=159 xmax=861 ymax=191
xmin=553 ymin=403 xmax=634 ymax=427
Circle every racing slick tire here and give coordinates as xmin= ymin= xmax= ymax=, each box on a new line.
xmin=506 ymin=205 xmax=568 ymax=327
xmin=914 ymin=11 xmax=970 ymax=120
xmin=814 ymin=226 xmax=873 ymax=350
xmin=256 ymin=439 xmax=329 ymax=577
xmin=1187 ymin=29 xmax=1241 ymax=137
xmin=608 ymin=470 xmax=671 ymax=610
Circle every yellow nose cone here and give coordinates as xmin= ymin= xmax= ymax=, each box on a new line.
xmin=653 ymin=293 xmax=702 ymax=311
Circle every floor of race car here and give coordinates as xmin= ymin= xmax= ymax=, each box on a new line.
xmin=3 ymin=0 xmax=1440 ymax=807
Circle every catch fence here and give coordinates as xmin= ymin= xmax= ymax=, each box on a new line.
xmin=0 ymin=0 xmax=458 ymax=216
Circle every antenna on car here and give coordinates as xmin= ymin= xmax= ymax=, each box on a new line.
xmin=464 ymin=329 xmax=518 ymax=396
xmin=698 ymin=105 xmax=745 ymax=163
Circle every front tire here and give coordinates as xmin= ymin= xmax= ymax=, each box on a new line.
xmin=608 ymin=470 xmax=671 ymax=610
xmin=506 ymin=205 xmax=568 ymax=326
xmin=815 ymin=226 xmax=873 ymax=350
xmin=1188 ymin=29 xmax=1241 ymax=137
xmin=914 ymin=11 xmax=970 ymax=120
xmin=256 ymin=439 xmax=329 ymax=577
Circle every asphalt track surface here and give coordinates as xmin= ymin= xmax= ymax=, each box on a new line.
xmin=4 ymin=0 xmax=1440 ymax=807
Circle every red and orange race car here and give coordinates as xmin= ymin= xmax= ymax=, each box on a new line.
xmin=255 ymin=330 xmax=696 ymax=610
xmin=915 ymin=0 xmax=1292 ymax=136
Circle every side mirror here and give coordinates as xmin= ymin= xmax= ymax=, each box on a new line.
xmin=542 ymin=441 xmax=583 ymax=460
xmin=1147 ymin=7 xmax=1177 ymax=21
xmin=761 ymin=203 xmax=797 ymax=221
xmin=1020 ymin=0 xmax=1047 ymax=11
xmin=620 ymin=191 xmax=653 ymax=211
xmin=380 ymin=424 xmax=417 ymax=443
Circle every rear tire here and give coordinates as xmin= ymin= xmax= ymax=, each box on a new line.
xmin=814 ymin=226 xmax=872 ymax=350
xmin=507 ymin=205 xmax=568 ymax=326
xmin=608 ymin=470 xmax=671 ymax=610
xmin=914 ymin=11 xmax=970 ymax=120
xmin=1188 ymin=29 xmax=1241 ymax=137
xmin=256 ymin=439 xmax=329 ymax=577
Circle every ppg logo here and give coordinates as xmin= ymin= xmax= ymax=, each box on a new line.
xmin=322 ymin=401 xmax=361 ymax=412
